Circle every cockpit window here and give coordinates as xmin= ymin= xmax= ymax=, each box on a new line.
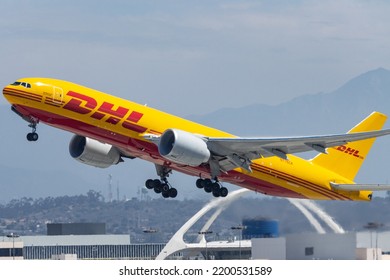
xmin=11 ymin=81 xmax=31 ymax=88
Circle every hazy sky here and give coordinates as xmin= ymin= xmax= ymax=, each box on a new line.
xmin=1 ymin=0 xmax=390 ymax=116
xmin=2 ymin=0 xmax=390 ymax=202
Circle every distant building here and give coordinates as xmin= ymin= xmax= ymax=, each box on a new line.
xmin=242 ymin=218 xmax=279 ymax=239
xmin=0 ymin=237 xmax=23 ymax=260
xmin=252 ymin=237 xmax=286 ymax=260
xmin=4 ymin=230 xmax=390 ymax=260
xmin=20 ymin=235 xmax=166 ymax=260
xmin=286 ymin=232 xmax=356 ymax=260
xmin=47 ymin=223 xmax=106 ymax=235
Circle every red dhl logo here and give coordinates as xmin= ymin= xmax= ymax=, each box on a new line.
xmin=63 ymin=91 xmax=147 ymax=133
xmin=336 ymin=145 xmax=364 ymax=159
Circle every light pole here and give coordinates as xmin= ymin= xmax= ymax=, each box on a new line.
xmin=231 ymin=225 xmax=246 ymax=259
xmin=364 ymin=222 xmax=384 ymax=260
xmin=198 ymin=230 xmax=213 ymax=260
xmin=143 ymin=228 xmax=159 ymax=243
xmin=6 ymin=233 xmax=20 ymax=260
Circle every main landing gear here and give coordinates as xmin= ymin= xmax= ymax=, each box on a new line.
xmin=145 ymin=178 xmax=178 ymax=199
xmin=26 ymin=121 xmax=39 ymax=142
xmin=196 ymin=178 xmax=228 ymax=198
xmin=144 ymin=165 xmax=229 ymax=199
xmin=145 ymin=165 xmax=177 ymax=199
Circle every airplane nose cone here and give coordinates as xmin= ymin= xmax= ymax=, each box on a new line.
xmin=2 ymin=85 xmax=11 ymax=103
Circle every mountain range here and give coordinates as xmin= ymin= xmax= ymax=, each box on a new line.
xmin=1 ymin=68 xmax=390 ymax=203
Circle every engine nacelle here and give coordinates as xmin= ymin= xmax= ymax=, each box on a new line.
xmin=158 ymin=129 xmax=210 ymax=166
xmin=69 ymin=135 xmax=121 ymax=168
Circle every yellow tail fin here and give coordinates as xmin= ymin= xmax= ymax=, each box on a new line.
xmin=310 ymin=112 xmax=387 ymax=181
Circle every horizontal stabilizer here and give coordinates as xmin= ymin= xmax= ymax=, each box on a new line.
xmin=330 ymin=182 xmax=390 ymax=191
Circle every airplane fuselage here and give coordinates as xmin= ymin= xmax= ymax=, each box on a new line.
xmin=2 ymin=78 xmax=372 ymax=201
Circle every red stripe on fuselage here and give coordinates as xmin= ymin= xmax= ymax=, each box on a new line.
xmin=4 ymin=88 xmax=42 ymax=99
xmin=3 ymin=89 xmax=42 ymax=103
xmin=251 ymin=164 xmax=350 ymax=200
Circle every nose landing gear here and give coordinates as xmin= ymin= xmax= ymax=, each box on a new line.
xmin=26 ymin=121 xmax=39 ymax=142
xmin=10 ymin=106 xmax=39 ymax=142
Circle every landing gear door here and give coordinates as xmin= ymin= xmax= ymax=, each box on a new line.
xmin=52 ymin=86 xmax=63 ymax=104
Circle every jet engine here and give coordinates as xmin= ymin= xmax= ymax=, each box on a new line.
xmin=158 ymin=129 xmax=210 ymax=166
xmin=69 ymin=135 xmax=122 ymax=168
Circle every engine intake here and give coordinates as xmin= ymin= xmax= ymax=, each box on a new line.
xmin=158 ymin=129 xmax=210 ymax=166
xmin=69 ymin=135 xmax=121 ymax=168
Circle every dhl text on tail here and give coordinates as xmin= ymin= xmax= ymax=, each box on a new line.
xmin=4 ymin=78 xmax=390 ymax=201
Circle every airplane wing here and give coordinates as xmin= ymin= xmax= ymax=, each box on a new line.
xmin=206 ymin=129 xmax=390 ymax=158
xmin=330 ymin=182 xmax=390 ymax=191
xmin=144 ymin=128 xmax=390 ymax=173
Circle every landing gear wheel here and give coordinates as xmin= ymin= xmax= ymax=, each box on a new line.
xmin=212 ymin=190 xmax=221 ymax=197
xmin=161 ymin=183 xmax=170 ymax=192
xmin=27 ymin=132 xmax=38 ymax=141
xmin=169 ymin=188 xmax=178 ymax=198
xmin=145 ymin=179 xmax=154 ymax=189
xmin=196 ymin=179 xmax=204 ymax=189
xmin=153 ymin=185 xmax=162 ymax=193
xmin=204 ymin=179 xmax=212 ymax=186
xmin=152 ymin=179 xmax=161 ymax=188
xmin=162 ymin=190 xmax=170 ymax=198
xmin=220 ymin=187 xmax=228 ymax=197
xmin=211 ymin=182 xmax=220 ymax=192
xmin=204 ymin=184 xmax=212 ymax=193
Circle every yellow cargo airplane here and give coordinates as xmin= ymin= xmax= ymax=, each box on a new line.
xmin=4 ymin=78 xmax=390 ymax=201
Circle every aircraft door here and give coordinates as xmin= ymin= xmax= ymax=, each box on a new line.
xmin=52 ymin=86 xmax=63 ymax=104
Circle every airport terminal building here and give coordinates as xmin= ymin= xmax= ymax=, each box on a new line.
xmin=1 ymin=222 xmax=390 ymax=260
xmin=2 ymin=173 xmax=389 ymax=261
xmin=22 ymin=235 xmax=164 ymax=260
